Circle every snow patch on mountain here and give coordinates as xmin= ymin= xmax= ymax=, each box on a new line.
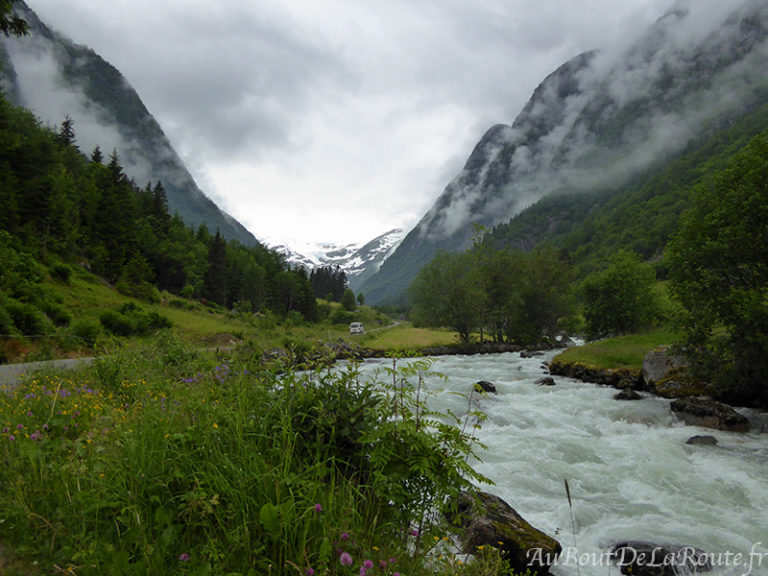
xmin=267 ymin=229 xmax=405 ymax=282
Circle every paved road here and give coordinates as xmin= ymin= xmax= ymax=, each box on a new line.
xmin=0 ymin=357 xmax=94 ymax=387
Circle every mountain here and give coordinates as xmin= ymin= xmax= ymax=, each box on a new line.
xmin=360 ymin=0 xmax=768 ymax=304
xmin=0 ymin=1 xmax=258 ymax=247
xmin=270 ymin=229 xmax=404 ymax=292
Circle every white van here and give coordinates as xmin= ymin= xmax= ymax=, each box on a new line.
xmin=349 ymin=322 xmax=365 ymax=334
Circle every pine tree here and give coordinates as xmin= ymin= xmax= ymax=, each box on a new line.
xmin=90 ymin=146 xmax=103 ymax=164
xmin=202 ymin=230 xmax=228 ymax=306
xmin=57 ymin=115 xmax=77 ymax=149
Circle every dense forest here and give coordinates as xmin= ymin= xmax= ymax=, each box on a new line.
xmin=0 ymin=92 xmax=318 ymax=338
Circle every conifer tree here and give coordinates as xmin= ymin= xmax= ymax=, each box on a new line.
xmin=90 ymin=146 xmax=103 ymax=164
xmin=202 ymin=230 xmax=228 ymax=306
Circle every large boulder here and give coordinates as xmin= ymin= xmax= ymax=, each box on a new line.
xmin=450 ymin=490 xmax=561 ymax=575
xmin=610 ymin=541 xmax=712 ymax=575
xmin=671 ymin=397 xmax=750 ymax=433
xmin=642 ymin=347 xmax=689 ymax=387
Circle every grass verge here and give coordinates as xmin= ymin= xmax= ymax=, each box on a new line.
xmin=552 ymin=329 xmax=681 ymax=372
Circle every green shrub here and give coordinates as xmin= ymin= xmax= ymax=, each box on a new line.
xmin=332 ymin=309 xmax=355 ymax=325
xmin=42 ymin=301 xmax=73 ymax=327
xmin=69 ymin=319 xmax=102 ymax=347
xmin=100 ymin=304 xmax=172 ymax=336
xmin=0 ymin=304 xmax=14 ymax=336
xmin=4 ymin=298 xmax=52 ymax=335
xmin=50 ymin=263 xmax=72 ymax=283
xmin=116 ymin=279 xmax=161 ymax=303
xmin=99 ymin=309 xmax=135 ymax=336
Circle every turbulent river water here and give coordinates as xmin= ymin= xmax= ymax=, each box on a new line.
xmin=353 ymin=350 xmax=768 ymax=576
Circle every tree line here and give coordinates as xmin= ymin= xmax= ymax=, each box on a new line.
xmin=0 ymin=92 xmax=317 ymax=323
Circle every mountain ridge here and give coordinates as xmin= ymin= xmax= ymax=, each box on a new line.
xmin=0 ymin=1 xmax=258 ymax=247
xmin=270 ymin=228 xmax=404 ymax=292
xmin=360 ymin=0 xmax=768 ymax=304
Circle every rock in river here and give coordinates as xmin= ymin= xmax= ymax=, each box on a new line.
xmin=474 ymin=380 xmax=498 ymax=394
xmin=670 ymin=397 xmax=750 ymax=433
xmin=449 ymin=490 xmax=561 ymax=575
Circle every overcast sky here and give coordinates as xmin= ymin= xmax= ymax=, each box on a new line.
xmin=24 ymin=0 xmax=673 ymax=248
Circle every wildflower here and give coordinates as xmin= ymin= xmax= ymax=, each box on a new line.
xmin=314 ymin=503 xmax=322 ymax=512
xmin=340 ymin=531 xmax=350 ymax=541
xmin=8 ymin=435 xmax=14 ymax=441
xmin=305 ymin=568 xmax=315 ymax=576
xmin=212 ymin=422 xmax=218 ymax=429
xmin=179 ymin=553 xmax=190 ymax=562
xmin=362 ymin=560 xmax=373 ymax=569
xmin=389 ymin=557 xmax=397 ymax=564
xmin=408 ymin=528 xmax=418 ymax=537
xmin=340 ymin=552 xmax=353 ymax=566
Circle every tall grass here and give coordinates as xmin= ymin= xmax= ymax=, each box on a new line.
xmin=0 ymin=332 xmax=522 ymax=576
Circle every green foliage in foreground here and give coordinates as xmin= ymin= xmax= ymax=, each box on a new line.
xmin=0 ymin=334 xmax=528 ymax=576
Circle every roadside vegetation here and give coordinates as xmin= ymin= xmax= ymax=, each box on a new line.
xmin=0 ymin=334 xmax=533 ymax=576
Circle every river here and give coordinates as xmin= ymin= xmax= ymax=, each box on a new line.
xmin=355 ymin=350 xmax=768 ymax=576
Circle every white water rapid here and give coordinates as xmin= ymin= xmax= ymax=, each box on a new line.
xmin=356 ymin=350 xmax=768 ymax=576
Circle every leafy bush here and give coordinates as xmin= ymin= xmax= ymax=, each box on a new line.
xmin=0 ymin=303 xmax=14 ymax=336
xmin=4 ymin=298 xmax=53 ymax=335
xmin=99 ymin=309 xmax=135 ymax=336
xmin=100 ymin=303 xmax=172 ymax=336
xmin=116 ymin=279 xmax=161 ymax=303
xmin=332 ymin=309 xmax=355 ymax=325
xmin=69 ymin=319 xmax=102 ymax=347
xmin=50 ymin=263 xmax=72 ymax=283
xmin=42 ymin=301 xmax=72 ymax=327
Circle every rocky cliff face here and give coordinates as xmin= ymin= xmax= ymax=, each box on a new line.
xmin=360 ymin=0 xmax=768 ymax=304
xmin=0 ymin=2 xmax=258 ymax=247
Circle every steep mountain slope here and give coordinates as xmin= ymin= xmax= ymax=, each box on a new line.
xmin=361 ymin=0 xmax=768 ymax=304
xmin=0 ymin=2 xmax=257 ymax=246
xmin=271 ymin=228 xmax=404 ymax=291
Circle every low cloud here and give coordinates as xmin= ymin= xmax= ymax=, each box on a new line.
xmin=425 ymin=0 xmax=768 ymax=242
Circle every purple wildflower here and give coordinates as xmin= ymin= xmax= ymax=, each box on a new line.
xmin=314 ymin=503 xmax=322 ymax=512
xmin=179 ymin=552 xmax=190 ymax=562
xmin=340 ymin=552 xmax=353 ymax=566
xmin=340 ymin=531 xmax=350 ymax=541
xmin=305 ymin=568 xmax=315 ymax=576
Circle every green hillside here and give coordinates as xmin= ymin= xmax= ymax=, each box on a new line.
xmin=486 ymin=98 xmax=768 ymax=276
